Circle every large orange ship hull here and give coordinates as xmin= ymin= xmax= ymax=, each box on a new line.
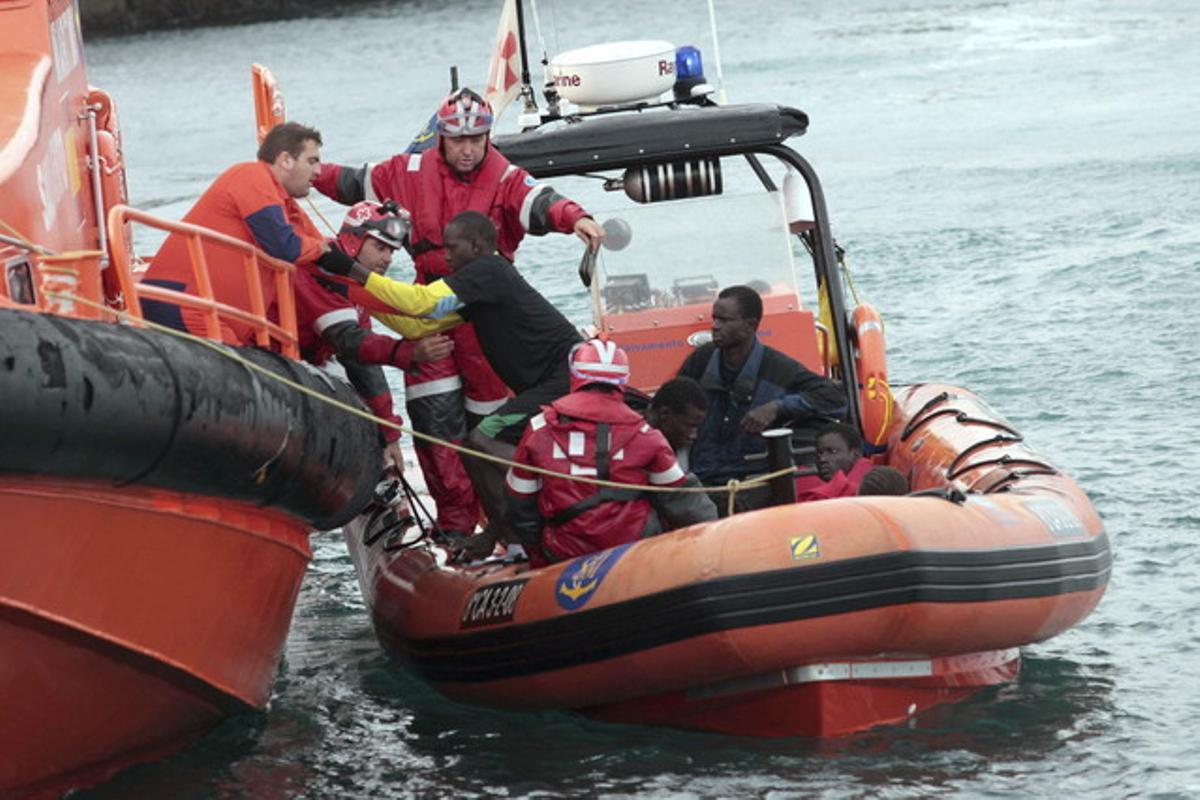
xmin=0 ymin=307 xmax=382 ymax=796
xmin=0 ymin=479 xmax=312 ymax=794
xmin=345 ymin=383 xmax=1109 ymax=738
xmin=0 ymin=2 xmax=385 ymax=794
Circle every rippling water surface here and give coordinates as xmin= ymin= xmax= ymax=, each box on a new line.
xmin=81 ymin=0 xmax=1200 ymax=795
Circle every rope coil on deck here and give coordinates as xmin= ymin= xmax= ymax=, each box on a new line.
xmin=44 ymin=291 xmax=796 ymax=510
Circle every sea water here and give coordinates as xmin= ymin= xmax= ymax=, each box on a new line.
xmin=82 ymin=0 xmax=1200 ymax=795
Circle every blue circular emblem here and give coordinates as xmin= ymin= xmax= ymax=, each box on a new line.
xmin=554 ymin=543 xmax=633 ymax=611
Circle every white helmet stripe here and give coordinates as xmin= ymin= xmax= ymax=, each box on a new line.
xmin=573 ymin=362 xmax=629 ymax=375
xmin=596 ymin=339 xmax=618 ymax=363
xmin=568 ymin=338 xmax=630 ymax=388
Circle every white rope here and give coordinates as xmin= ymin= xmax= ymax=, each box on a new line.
xmin=528 ymin=0 xmax=551 ymax=90
xmin=706 ymin=0 xmax=728 ymax=104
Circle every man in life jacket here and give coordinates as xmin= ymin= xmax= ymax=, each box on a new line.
xmin=795 ymin=422 xmax=874 ymax=501
xmin=142 ymin=121 xmax=359 ymax=344
xmin=312 ymin=88 xmax=604 ymax=538
xmin=293 ymin=200 xmax=453 ymax=476
xmin=504 ymin=340 xmax=716 ymax=567
xmin=678 ymin=285 xmax=848 ymax=514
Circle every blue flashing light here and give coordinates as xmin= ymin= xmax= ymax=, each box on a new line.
xmin=675 ymin=46 xmax=705 ymax=82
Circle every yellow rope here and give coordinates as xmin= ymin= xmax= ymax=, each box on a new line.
xmin=46 ymin=290 xmax=797 ymax=498
xmin=838 ymin=248 xmax=888 ymax=333
xmin=305 ymin=197 xmax=339 ymax=237
xmin=39 ymin=249 xmax=105 ymax=261
xmin=838 ymin=246 xmax=863 ymax=308
xmin=0 ymin=217 xmax=53 ymax=256
xmin=725 ymin=479 xmax=742 ymax=517
xmin=865 ymin=376 xmax=895 ymax=446
xmin=1 ymin=217 xmax=105 ymax=262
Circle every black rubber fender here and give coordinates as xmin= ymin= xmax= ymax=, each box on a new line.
xmin=0 ymin=308 xmax=381 ymax=529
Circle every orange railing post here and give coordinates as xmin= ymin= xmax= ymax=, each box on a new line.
xmin=273 ymin=261 xmax=298 ymax=354
xmin=105 ymin=204 xmax=300 ymax=358
xmin=252 ymin=64 xmax=286 ymax=146
xmin=106 ymin=205 xmax=143 ymax=319
xmin=185 ymin=230 xmax=224 ymax=342
xmin=241 ymin=249 xmax=269 ymax=349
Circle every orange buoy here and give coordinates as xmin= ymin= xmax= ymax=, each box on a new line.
xmin=852 ymin=302 xmax=892 ymax=446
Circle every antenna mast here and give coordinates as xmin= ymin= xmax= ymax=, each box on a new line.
xmin=515 ymin=0 xmax=541 ymax=123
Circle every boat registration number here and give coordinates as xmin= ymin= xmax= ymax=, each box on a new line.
xmin=460 ymin=579 xmax=529 ymax=628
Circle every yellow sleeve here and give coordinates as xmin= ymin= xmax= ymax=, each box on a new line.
xmin=372 ymin=311 xmax=463 ymax=338
xmin=364 ymin=272 xmax=461 ymax=318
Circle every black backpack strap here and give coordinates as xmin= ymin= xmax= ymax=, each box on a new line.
xmin=595 ymin=422 xmax=611 ymax=481
xmin=548 ymin=487 xmax=645 ymax=527
xmin=548 ymin=422 xmax=645 ymax=526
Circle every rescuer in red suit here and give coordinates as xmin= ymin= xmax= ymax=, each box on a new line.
xmin=294 ymin=201 xmax=452 ymax=474
xmin=505 ymin=340 xmax=715 ymax=567
xmin=313 ymin=88 xmax=604 ymax=537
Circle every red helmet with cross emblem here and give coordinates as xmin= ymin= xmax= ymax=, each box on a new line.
xmin=337 ymin=201 xmax=410 ymax=258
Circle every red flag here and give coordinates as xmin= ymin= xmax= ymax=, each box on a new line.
xmin=485 ymin=0 xmax=522 ymax=119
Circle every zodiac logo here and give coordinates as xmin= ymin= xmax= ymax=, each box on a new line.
xmin=790 ymin=534 xmax=820 ymax=561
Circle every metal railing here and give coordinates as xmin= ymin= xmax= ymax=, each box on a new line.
xmin=106 ymin=204 xmax=300 ymax=358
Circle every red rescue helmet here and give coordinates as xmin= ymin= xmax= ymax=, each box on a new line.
xmin=569 ymin=339 xmax=631 ymax=392
xmin=436 ymin=88 xmax=494 ymax=137
xmin=337 ymin=201 xmax=410 ymax=258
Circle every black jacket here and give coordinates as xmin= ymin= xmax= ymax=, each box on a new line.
xmin=678 ymin=340 xmax=847 ymax=483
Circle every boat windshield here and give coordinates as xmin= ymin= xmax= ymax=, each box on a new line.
xmin=592 ymin=190 xmax=798 ymax=318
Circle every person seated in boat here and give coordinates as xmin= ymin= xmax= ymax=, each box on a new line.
xmin=312 ymin=87 xmax=605 ymax=543
xmin=795 ymin=422 xmax=874 ymax=501
xmin=857 ymin=465 xmax=910 ymax=496
xmin=644 ymin=376 xmax=720 ymax=523
xmin=294 ymin=200 xmax=453 ymax=473
xmin=677 ymin=285 xmax=847 ymax=515
xmin=321 ymin=210 xmax=584 ymax=554
xmin=504 ymin=339 xmax=716 ymax=567
xmin=645 ymin=376 xmax=708 ymax=474
xmin=141 ymin=121 xmax=359 ymax=345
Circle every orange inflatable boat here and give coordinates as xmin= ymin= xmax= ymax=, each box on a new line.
xmin=347 ymin=380 xmax=1108 ymax=737
xmin=344 ymin=42 xmax=1109 ymax=738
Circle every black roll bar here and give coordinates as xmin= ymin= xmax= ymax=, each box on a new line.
xmin=761 ymin=144 xmax=862 ymax=432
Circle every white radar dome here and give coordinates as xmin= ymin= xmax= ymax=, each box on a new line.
xmin=550 ymin=40 xmax=677 ymax=108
